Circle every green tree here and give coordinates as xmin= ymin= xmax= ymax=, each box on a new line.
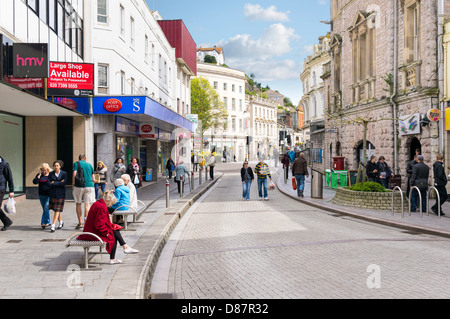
xmin=203 ymin=55 xmax=217 ymax=64
xmin=191 ymin=77 xmax=228 ymax=134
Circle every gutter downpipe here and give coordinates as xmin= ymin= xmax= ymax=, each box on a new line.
xmin=438 ymin=0 xmax=445 ymax=154
xmin=390 ymin=0 xmax=399 ymax=175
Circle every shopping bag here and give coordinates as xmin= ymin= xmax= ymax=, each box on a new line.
xmin=269 ymin=181 xmax=275 ymax=190
xmin=3 ymin=197 xmax=16 ymax=216
xmin=292 ymin=177 xmax=297 ymax=191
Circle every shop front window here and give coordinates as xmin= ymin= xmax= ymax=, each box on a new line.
xmin=0 ymin=114 xmax=24 ymax=194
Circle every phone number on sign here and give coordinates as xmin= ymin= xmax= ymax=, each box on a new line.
xmin=48 ymin=83 xmax=80 ymax=89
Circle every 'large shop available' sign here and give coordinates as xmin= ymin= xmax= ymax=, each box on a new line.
xmin=47 ymin=62 xmax=94 ymax=97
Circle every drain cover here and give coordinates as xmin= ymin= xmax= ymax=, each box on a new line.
xmin=40 ymin=239 xmax=66 ymax=242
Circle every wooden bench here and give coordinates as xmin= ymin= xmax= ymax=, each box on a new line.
xmin=112 ymin=200 xmax=146 ymax=231
xmin=66 ymin=232 xmax=107 ymax=269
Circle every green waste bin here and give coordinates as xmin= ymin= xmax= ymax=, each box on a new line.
xmin=325 ymin=169 xmax=331 ymax=187
xmin=339 ymin=171 xmax=348 ymax=187
xmin=331 ymin=172 xmax=338 ymax=189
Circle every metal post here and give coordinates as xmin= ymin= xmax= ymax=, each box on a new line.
xmin=205 ymin=165 xmax=208 ymax=181
xmin=409 ymin=186 xmax=423 ymax=218
xmin=166 ymin=179 xmax=170 ymax=208
xmin=427 ymin=187 xmax=441 ymax=218
xmin=199 ymin=167 xmax=202 ymax=185
xmin=180 ymin=176 xmax=183 ymax=198
xmin=391 ymin=186 xmax=404 ymax=218
xmin=284 ymin=165 xmax=288 ymax=184
xmin=191 ymin=171 xmax=195 ymax=191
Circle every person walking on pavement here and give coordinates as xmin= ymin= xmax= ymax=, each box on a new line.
xmin=111 ymin=158 xmax=126 ymax=185
xmin=94 ymin=161 xmax=108 ymax=200
xmin=73 ymin=154 xmax=95 ymax=229
xmin=282 ymin=152 xmax=290 ymax=180
xmin=431 ymin=154 xmax=447 ymax=216
xmin=192 ymin=152 xmax=199 ymax=172
xmin=273 ymin=148 xmax=279 ymax=168
xmin=48 ymin=160 xmax=67 ymax=232
xmin=410 ymin=155 xmax=429 ymax=213
xmin=288 ymin=148 xmax=295 ymax=170
xmin=166 ymin=157 xmax=175 ymax=179
xmin=33 ymin=163 xmax=52 ymax=229
xmin=292 ymin=153 xmax=309 ymax=197
xmin=208 ymin=153 xmax=216 ymax=180
xmin=0 ymin=156 xmax=14 ymax=231
xmin=127 ymin=157 xmax=142 ymax=190
xmin=241 ymin=161 xmax=254 ymax=201
xmin=255 ymin=158 xmax=272 ymax=201
xmin=174 ymin=161 xmax=190 ymax=194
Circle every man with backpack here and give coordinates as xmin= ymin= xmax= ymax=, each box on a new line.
xmin=72 ymin=154 xmax=95 ymax=229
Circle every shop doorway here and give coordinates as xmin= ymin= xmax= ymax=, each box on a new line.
xmin=409 ymin=137 xmax=421 ymax=160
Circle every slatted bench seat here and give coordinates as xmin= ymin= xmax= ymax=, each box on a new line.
xmin=112 ymin=200 xmax=146 ymax=231
xmin=66 ymin=232 xmax=106 ymax=269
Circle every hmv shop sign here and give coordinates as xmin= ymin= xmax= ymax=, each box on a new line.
xmin=13 ymin=43 xmax=48 ymax=78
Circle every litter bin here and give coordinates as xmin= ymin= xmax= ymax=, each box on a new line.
xmin=333 ymin=156 xmax=345 ymax=170
xmin=339 ymin=171 xmax=348 ymax=187
xmin=311 ymin=169 xmax=324 ymax=199
xmin=325 ymin=169 xmax=331 ymax=187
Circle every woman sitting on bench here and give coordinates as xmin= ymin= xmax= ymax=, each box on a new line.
xmin=78 ymin=190 xmax=139 ymax=265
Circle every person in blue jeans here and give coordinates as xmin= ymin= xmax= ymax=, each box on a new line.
xmin=292 ymin=153 xmax=309 ymax=197
xmin=241 ymin=161 xmax=254 ymax=200
xmin=255 ymin=160 xmax=272 ymax=200
xmin=33 ymin=163 xmax=52 ymax=229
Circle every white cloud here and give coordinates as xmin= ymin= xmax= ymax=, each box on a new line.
xmin=231 ymin=59 xmax=301 ymax=82
xmin=244 ymin=4 xmax=290 ymax=22
xmin=221 ymin=23 xmax=299 ymax=61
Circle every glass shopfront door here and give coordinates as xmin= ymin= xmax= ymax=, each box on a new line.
xmin=0 ymin=113 xmax=24 ymax=194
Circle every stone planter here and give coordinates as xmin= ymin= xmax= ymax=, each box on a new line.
xmin=331 ymin=187 xmax=408 ymax=211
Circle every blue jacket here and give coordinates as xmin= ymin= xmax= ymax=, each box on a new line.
xmin=111 ymin=185 xmax=131 ymax=211
xmin=174 ymin=164 xmax=190 ymax=182
xmin=48 ymin=170 xmax=67 ymax=199
xmin=288 ymin=150 xmax=295 ymax=162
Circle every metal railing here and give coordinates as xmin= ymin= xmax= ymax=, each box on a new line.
xmin=391 ymin=186 xmax=405 ymax=218
xmin=427 ymin=186 xmax=441 ymax=218
xmin=409 ymin=186 xmax=423 ymax=218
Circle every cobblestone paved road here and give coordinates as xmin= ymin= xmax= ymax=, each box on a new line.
xmin=151 ymin=163 xmax=450 ymax=299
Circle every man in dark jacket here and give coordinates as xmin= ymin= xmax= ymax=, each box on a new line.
xmin=0 ymin=156 xmax=14 ymax=231
xmin=366 ymin=156 xmax=379 ymax=182
xmin=431 ymin=154 xmax=447 ymax=216
xmin=406 ymin=155 xmax=418 ymax=198
xmin=292 ymin=153 xmax=309 ymax=197
xmin=410 ymin=155 xmax=429 ymax=213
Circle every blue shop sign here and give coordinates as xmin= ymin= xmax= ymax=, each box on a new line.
xmin=92 ymin=96 xmax=194 ymax=132
xmin=50 ymin=97 xmax=90 ymax=114
xmin=116 ymin=116 xmax=139 ymax=135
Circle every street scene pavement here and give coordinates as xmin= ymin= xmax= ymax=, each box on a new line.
xmin=151 ymin=161 xmax=450 ymax=299
xmin=1 ymin=161 xmax=450 ymax=299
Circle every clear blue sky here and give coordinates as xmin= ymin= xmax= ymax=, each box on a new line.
xmin=146 ymin=0 xmax=331 ymax=105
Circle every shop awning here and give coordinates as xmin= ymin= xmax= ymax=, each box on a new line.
xmin=0 ymin=82 xmax=85 ymax=117
xmin=92 ymin=96 xmax=194 ymax=132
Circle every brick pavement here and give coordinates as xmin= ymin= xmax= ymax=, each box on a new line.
xmin=151 ymin=161 xmax=450 ymax=299
xmin=0 ymin=171 xmax=220 ymax=299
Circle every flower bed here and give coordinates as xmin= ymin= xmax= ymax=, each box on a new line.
xmin=331 ymin=187 xmax=407 ymax=211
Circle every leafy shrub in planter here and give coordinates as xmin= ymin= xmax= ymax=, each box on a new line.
xmin=347 ymin=182 xmax=388 ymax=193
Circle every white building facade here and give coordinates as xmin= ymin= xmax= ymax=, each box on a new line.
xmin=248 ymin=96 xmax=278 ymax=161
xmin=197 ymin=62 xmax=248 ymax=162
xmin=85 ymin=0 xmax=196 ymax=179
xmin=0 ymin=0 xmax=87 ymax=198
